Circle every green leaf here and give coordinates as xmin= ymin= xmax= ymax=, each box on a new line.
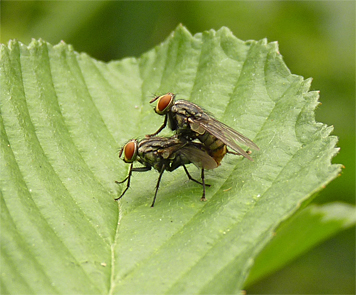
xmin=0 ymin=26 xmax=342 ymax=294
xmin=244 ymin=202 xmax=356 ymax=288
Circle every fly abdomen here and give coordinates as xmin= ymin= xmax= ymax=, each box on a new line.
xmin=198 ymin=132 xmax=225 ymax=151
xmin=198 ymin=132 xmax=227 ymax=165
xmin=209 ymin=146 xmax=227 ymax=166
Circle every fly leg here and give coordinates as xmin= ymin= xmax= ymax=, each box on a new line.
xmin=200 ymin=168 xmax=207 ymax=202
xmin=146 ymin=114 xmax=168 ymax=137
xmin=115 ymin=163 xmax=133 ymax=201
xmin=182 ymin=165 xmax=211 ymax=187
xmin=227 ymin=149 xmax=252 ymax=156
xmin=151 ymin=164 xmax=166 ymax=207
xmin=115 ymin=164 xmax=151 ymax=201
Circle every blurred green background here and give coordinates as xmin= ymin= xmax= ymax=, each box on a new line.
xmin=2 ymin=1 xmax=354 ymax=293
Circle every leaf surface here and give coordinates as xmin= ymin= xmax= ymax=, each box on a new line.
xmin=0 ymin=26 xmax=342 ymax=294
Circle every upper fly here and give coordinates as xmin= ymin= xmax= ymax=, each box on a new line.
xmin=148 ymin=93 xmax=259 ymax=163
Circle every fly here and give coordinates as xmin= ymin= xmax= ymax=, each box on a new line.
xmin=115 ymin=136 xmax=218 ymax=207
xmin=148 ymin=93 xmax=259 ymax=163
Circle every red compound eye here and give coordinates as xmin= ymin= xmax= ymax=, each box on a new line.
xmin=124 ymin=141 xmax=137 ymax=162
xmin=157 ymin=93 xmax=173 ymax=114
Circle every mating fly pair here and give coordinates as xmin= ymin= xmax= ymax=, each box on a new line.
xmin=116 ymin=93 xmax=259 ymax=207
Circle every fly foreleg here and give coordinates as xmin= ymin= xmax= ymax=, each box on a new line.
xmin=115 ymin=164 xmax=151 ymax=201
xmin=146 ymin=114 xmax=168 ymax=137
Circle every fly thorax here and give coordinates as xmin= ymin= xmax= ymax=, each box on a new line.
xmin=160 ymin=149 xmax=171 ymax=159
xmin=176 ymin=114 xmax=189 ymax=129
xmin=153 ymin=162 xmax=164 ymax=171
xmin=140 ymin=151 xmax=158 ymax=167
xmin=189 ymin=120 xmax=205 ymax=135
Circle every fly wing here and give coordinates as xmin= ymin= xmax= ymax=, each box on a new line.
xmin=190 ymin=116 xmax=259 ymax=160
xmin=158 ymin=142 xmax=185 ymax=159
xmin=179 ymin=145 xmax=218 ymax=170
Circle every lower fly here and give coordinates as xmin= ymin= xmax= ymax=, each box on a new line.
xmin=115 ymin=136 xmax=217 ymax=207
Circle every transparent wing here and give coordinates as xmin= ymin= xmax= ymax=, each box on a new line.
xmin=190 ymin=116 xmax=259 ymax=160
xmin=179 ymin=145 xmax=218 ymax=170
